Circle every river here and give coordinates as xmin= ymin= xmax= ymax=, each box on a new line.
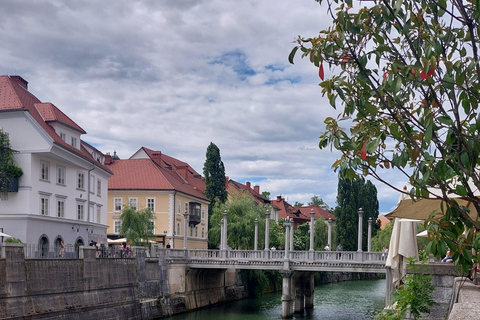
xmin=167 ymin=279 xmax=386 ymax=320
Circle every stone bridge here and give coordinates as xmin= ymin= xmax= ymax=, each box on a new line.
xmin=164 ymin=248 xmax=386 ymax=318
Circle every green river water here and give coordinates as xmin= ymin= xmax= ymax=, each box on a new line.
xmin=167 ymin=279 xmax=386 ymax=320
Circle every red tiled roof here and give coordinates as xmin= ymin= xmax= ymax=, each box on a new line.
xmin=226 ymin=179 xmax=281 ymax=210
xmin=36 ymin=102 xmax=86 ymax=133
xmin=0 ymin=75 xmax=111 ymax=174
xmin=297 ymin=205 xmax=336 ymax=221
xmin=107 ymin=158 xmax=209 ymax=201
xmin=141 ymin=147 xmax=206 ymax=193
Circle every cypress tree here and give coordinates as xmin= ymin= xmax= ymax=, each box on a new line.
xmin=203 ymin=142 xmax=228 ymax=227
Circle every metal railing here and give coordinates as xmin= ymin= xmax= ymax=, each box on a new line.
xmin=24 ymin=244 xmax=78 ymax=259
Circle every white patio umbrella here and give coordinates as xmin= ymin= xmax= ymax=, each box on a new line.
xmin=386 ymin=218 xmax=420 ymax=288
xmin=107 ymin=238 xmax=127 ymax=244
xmin=0 ymin=232 xmax=12 ymax=238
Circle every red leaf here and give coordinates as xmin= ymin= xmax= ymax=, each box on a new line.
xmin=319 ymin=63 xmax=324 ymax=80
xmin=420 ymin=69 xmax=434 ymax=79
xmin=383 ymin=72 xmax=387 ymax=79
xmin=361 ymin=142 xmax=367 ymax=160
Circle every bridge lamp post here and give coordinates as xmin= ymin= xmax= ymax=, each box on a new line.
xmin=219 ymin=219 xmax=224 ymax=250
xmin=309 ymin=209 xmax=315 ymax=252
xmin=254 ymin=219 xmax=258 ymax=251
xmin=357 ymin=208 xmax=363 ymax=252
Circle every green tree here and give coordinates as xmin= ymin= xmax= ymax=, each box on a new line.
xmin=293 ymin=201 xmax=304 ymax=207
xmin=203 ymin=142 xmax=228 ymax=228
xmin=120 ymin=206 xmax=154 ymax=246
xmin=290 ymin=0 xmax=480 ymax=271
xmin=308 ymin=195 xmax=325 ymax=206
xmin=208 ymin=192 xmax=280 ymax=250
xmin=261 ymin=191 xmax=270 ymax=199
xmin=314 ymin=218 xmax=329 ymax=250
xmin=371 ymin=221 xmax=395 ymax=252
xmin=293 ymin=223 xmax=310 ymax=250
xmin=336 ymin=172 xmax=380 ymax=251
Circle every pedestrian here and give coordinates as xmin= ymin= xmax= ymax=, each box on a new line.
xmin=59 ymin=240 xmax=65 ymax=258
xmin=324 ymin=244 xmax=331 ymax=251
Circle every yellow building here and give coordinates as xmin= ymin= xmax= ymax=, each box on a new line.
xmin=106 ymin=147 xmax=209 ymax=249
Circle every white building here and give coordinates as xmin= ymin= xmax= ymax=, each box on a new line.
xmin=0 ymin=75 xmax=112 ymax=252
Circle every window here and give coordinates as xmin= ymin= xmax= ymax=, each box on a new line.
xmin=77 ymin=203 xmax=84 ymax=220
xmin=57 ymin=166 xmax=66 ymax=185
xmin=195 ymin=226 xmax=198 ymax=237
xmin=147 ymin=198 xmax=155 ymax=212
xmin=40 ymin=196 xmax=49 ymax=215
xmin=114 ymin=219 xmax=121 ymax=234
xmin=129 ymin=198 xmax=137 ymax=210
xmin=60 ymin=132 xmax=66 ymax=141
xmin=40 ymin=161 xmax=50 ymax=181
xmin=90 ymin=174 xmax=95 ymax=193
xmin=71 ymin=137 xmax=77 ymax=148
xmin=202 ymin=227 xmax=205 ymax=238
xmin=114 ymin=198 xmax=122 ymax=212
xmin=184 ymin=202 xmax=189 ymax=214
xmin=77 ymin=172 xmax=85 ymax=189
xmin=96 ymin=206 xmax=101 ymax=223
xmin=190 ymin=225 xmax=193 ymax=237
xmin=177 ymin=199 xmax=181 ymax=214
xmin=96 ymin=179 xmax=101 ymax=196
xmin=201 ymin=207 xmax=205 ymax=219
xmin=57 ymin=199 xmax=65 ymax=218
xmin=177 ymin=222 xmax=181 ymax=236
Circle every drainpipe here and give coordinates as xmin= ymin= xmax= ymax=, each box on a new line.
xmin=87 ymin=163 xmax=96 ymax=223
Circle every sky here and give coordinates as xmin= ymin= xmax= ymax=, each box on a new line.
xmin=0 ymin=0 xmax=407 ymax=214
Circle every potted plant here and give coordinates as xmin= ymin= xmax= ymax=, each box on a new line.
xmin=0 ymin=129 xmax=22 ymax=194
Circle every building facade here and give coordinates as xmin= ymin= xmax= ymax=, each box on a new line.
xmin=106 ymin=147 xmax=209 ymax=249
xmin=0 ymin=75 xmax=112 ymax=252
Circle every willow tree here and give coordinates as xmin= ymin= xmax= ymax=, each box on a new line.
xmin=120 ymin=207 xmax=154 ymax=246
xmin=290 ymin=0 xmax=480 ymax=271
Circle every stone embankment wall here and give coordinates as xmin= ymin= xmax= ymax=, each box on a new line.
xmin=0 ymin=244 xmax=247 ymax=320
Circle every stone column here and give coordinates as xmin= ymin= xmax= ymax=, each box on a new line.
xmin=220 ymin=218 xmax=224 ymax=250
xmin=264 ymin=209 xmax=271 ymax=251
xmin=309 ymin=209 xmax=315 ymax=252
xmin=327 ymin=218 xmax=333 ymax=248
xmin=367 ymin=217 xmax=372 ymax=252
xmin=223 ymin=210 xmax=228 ymax=251
xmin=284 ymin=218 xmax=292 ymax=263
xmin=280 ymin=270 xmax=294 ymax=318
xmin=254 ymin=219 xmax=258 ymax=251
xmin=183 ymin=211 xmax=189 ymax=249
xmin=290 ymin=220 xmax=294 ymax=253
xmin=357 ymin=208 xmax=363 ymax=252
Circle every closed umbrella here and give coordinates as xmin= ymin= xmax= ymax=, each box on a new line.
xmin=386 ymin=218 xmax=419 ymax=288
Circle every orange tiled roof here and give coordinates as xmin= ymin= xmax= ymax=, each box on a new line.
xmin=107 ymin=158 xmax=209 ymax=201
xmin=0 ymin=75 xmax=111 ymax=174
xmin=297 ymin=205 xmax=336 ymax=221
xmin=141 ymin=147 xmax=206 ymax=193
xmin=36 ymin=102 xmax=86 ymax=133
xmin=226 ymin=179 xmax=281 ymax=210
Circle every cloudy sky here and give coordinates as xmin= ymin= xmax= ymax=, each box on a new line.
xmin=0 ymin=0 xmax=407 ymax=214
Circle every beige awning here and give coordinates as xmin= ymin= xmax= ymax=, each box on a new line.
xmin=387 ymin=197 xmax=479 ymax=221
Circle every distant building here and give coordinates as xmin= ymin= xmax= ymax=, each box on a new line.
xmin=225 ymin=178 xmax=280 ymax=221
xmin=0 ymin=75 xmax=112 ymax=251
xmin=106 ymin=147 xmax=209 ymax=249
xmin=377 ymin=214 xmax=393 ymax=229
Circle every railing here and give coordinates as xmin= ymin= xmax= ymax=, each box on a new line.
xmin=24 ymin=244 xmax=78 ymax=259
xmin=165 ymin=249 xmax=385 ymax=263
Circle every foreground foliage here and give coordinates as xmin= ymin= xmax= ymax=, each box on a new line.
xmin=291 ymin=0 xmax=480 ymax=271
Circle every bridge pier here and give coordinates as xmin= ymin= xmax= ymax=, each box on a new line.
xmin=280 ymin=270 xmax=294 ymax=318
xmin=293 ymin=272 xmax=315 ymax=313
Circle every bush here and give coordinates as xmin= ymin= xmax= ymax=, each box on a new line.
xmin=5 ymin=237 xmax=22 ymax=243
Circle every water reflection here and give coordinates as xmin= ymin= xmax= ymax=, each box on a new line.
xmin=167 ymin=279 xmax=386 ymax=320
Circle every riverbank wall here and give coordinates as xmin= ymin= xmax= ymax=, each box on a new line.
xmin=0 ymin=244 xmax=385 ymax=319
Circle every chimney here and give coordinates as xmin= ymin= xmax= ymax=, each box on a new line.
xmin=254 ymin=185 xmax=260 ymax=194
xmin=246 ymin=182 xmax=251 ymax=190
xmin=104 ymin=153 xmax=113 ymax=165
xmin=277 ymin=196 xmax=282 ymax=201
xmin=151 ymin=151 xmax=162 ymax=165
xmin=10 ymin=75 xmax=28 ymax=90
